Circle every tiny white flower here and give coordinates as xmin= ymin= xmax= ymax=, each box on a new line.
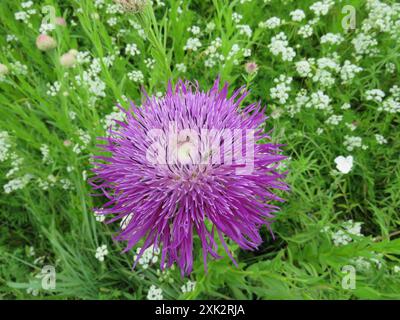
xmin=147 ymin=285 xmax=163 ymax=300
xmin=334 ymin=156 xmax=353 ymax=174
xmin=95 ymin=244 xmax=109 ymax=261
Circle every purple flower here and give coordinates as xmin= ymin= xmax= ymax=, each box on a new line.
xmin=90 ymin=79 xmax=288 ymax=275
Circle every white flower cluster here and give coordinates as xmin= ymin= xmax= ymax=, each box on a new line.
xmin=343 ymin=135 xmax=367 ymax=151
xmin=390 ymin=85 xmax=400 ymax=99
xmin=270 ymin=75 xmax=292 ymax=104
xmin=365 ymin=89 xmax=385 ymax=102
xmin=60 ymin=178 xmax=73 ymax=190
xmin=325 ymin=114 xmax=343 ymax=126
xmin=298 ymin=23 xmax=314 ymax=39
xmin=341 ymin=103 xmax=351 ymax=110
xmin=125 ymin=43 xmax=140 ymax=56
xmin=0 ymin=131 xmax=11 ymax=162
xmin=204 ymin=38 xmax=224 ymax=68
xmin=322 ymin=220 xmax=363 ymax=246
xmin=95 ymin=244 xmax=109 ymax=262
xmin=156 ymin=268 xmax=175 ymax=283
xmin=10 ymin=61 xmax=28 ymax=75
xmin=285 ymin=90 xmax=309 ymax=116
xmin=128 ymin=19 xmax=146 ymax=39
xmin=260 ymin=17 xmax=282 ymax=29
xmin=227 ymin=44 xmax=241 ymax=62
xmin=184 ymin=37 xmax=201 ymax=51
xmin=106 ymin=3 xmax=124 ymax=14
xmin=374 ymin=86 xmax=400 ymax=113
xmin=321 ymin=33 xmax=344 ymax=45
xmin=75 ymin=55 xmax=110 ymax=102
xmin=306 ymin=90 xmax=332 ymax=113
xmin=46 ymin=81 xmax=61 ymax=96
xmin=340 ymin=60 xmax=362 ymax=84
xmin=39 ymin=22 xmax=55 ymax=34
xmin=128 ymin=70 xmax=144 ymax=83
xmin=295 ymin=60 xmax=312 ymax=77
xmin=232 ymin=12 xmax=242 ymax=24
xmin=290 ymin=9 xmax=305 ymax=22
xmin=72 ymin=129 xmax=91 ymax=154
xmin=352 ymin=33 xmax=378 ymax=58
xmin=37 ymin=174 xmax=57 ymax=191
xmin=268 ymin=32 xmax=296 ymax=61
xmin=187 ymin=25 xmax=201 ymax=35
xmin=312 ymin=64 xmax=336 ymax=88
xmin=310 ymin=0 xmax=334 ymax=17
xmin=375 ymin=134 xmax=387 ymax=145
xmin=134 ymin=245 xmax=160 ymax=269
xmin=147 ymin=285 xmax=163 ymax=300
xmin=15 ymin=1 xmax=36 ymax=24
xmin=176 ymin=63 xmax=187 ymax=73
xmin=102 ymin=106 xmax=127 ymax=131
xmin=5 ymin=153 xmax=23 ymax=179
xmin=40 ymin=144 xmax=53 ymax=164
xmin=380 ymin=98 xmax=400 ymax=114
xmin=181 ymin=280 xmax=196 ymax=294
xmin=364 ymin=0 xmax=400 ymax=33
xmin=4 ymin=174 xmax=33 ymax=194
xmin=237 ymin=24 xmax=252 ymax=38
xmin=351 ymin=253 xmax=384 ymax=272
xmin=76 ymin=51 xmax=91 ymax=64
xmin=145 ymin=58 xmax=155 ymax=70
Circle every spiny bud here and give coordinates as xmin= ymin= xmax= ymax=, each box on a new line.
xmin=113 ymin=0 xmax=148 ymax=12
xmin=0 ymin=63 xmax=9 ymax=76
xmin=36 ymin=34 xmax=57 ymax=51
xmin=244 ymin=61 xmax=259 ymax=75
xmin=55 ymin=17 xmax=67 ymax=26
xmin=60 ymin=49 xmax=78 ymax=68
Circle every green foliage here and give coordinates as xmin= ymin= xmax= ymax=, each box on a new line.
xmin=0 ymin=0 xmax=399 ymax=300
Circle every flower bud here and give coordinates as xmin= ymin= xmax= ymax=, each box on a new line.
xmin=244 ymin=61 xmax=259 ymax=74
xmin=55 ymin=17 xmax=67 ymax=26
xmin=63 ymin=140 xmax=72 ymax=147
xmin=60 ymin=50 xmax=78 ymax=68
xmin=0 ymin=63 xmax=9 ymax=76
xmin=36 ymin=34 xmax=57 ymax=51
xmin=113 ymin=0 xmax=148 ymax=12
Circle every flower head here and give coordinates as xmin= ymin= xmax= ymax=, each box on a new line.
xmin=0 ymin=64 xmax=9 ymax=77
xmin=60 ymin=49 xmax=78 ymax=68
xmin=91 ymin=79 xmax=288 ymax=275
xmin=36 ymin=34 xmax=57 ymax=51
xmin=55 ymin=17 xmax=67 ymax=26
xmin=244 ymin=61 xmax=259 ymax=74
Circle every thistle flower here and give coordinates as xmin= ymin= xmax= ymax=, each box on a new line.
xmin=113 ymin=0 xmax=148 ymax=12
xmin=91 ymin=79 xmax=288 ymax=275
xmin=36 ymin=34 xmax=57 ymax=51
xmin=244 ymin=61 xmax=259 ymax=74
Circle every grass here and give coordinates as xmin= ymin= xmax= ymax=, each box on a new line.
xmin=0 ymin=0 xmax=400 ymax=300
